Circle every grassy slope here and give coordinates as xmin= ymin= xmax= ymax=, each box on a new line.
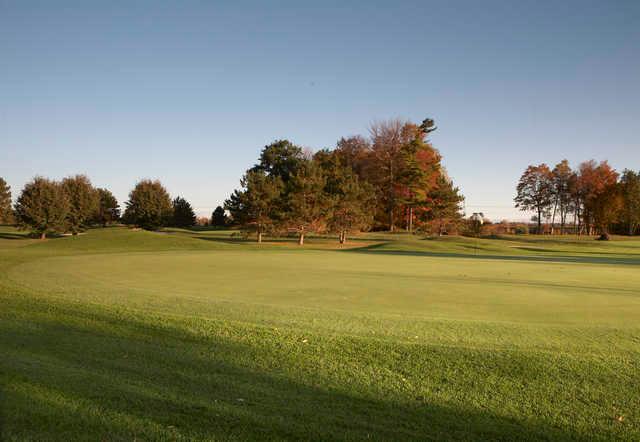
xmin=0 ymin=227 xmax=638 ymax=441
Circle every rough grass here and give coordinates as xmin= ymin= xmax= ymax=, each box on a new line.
xmin=1 ymin=226 xmax=638 ymax=441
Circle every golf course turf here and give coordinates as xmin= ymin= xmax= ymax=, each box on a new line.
xmin=1 ymin=226 xmax=638 ymax=440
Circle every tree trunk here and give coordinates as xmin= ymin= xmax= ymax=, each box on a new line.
xmin=408 ymin=207 xmax=413 ymax=233
xmin=537 ymin=208 xmax=542 ymax=234
xmin=298 ymin=231 xmax=304 ymax=246
xmin=550 ymin=201 xmax=557 ymax=235
xmin=339 ymin=231 xmax=346 ymax=244
xmin=257 ymin=231 xmax=262 ymax=243
xmin=40 ymin=232 xmax=46 ymax=240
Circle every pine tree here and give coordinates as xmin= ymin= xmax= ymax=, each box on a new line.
xmin=285 ymin=160 xmax=327 ymax=245
xmin=425 ymin=174 xmax=464 ymax=235
xmin=211 ymin=206 xmax=228 ymax=227
xmin=15 ymin=177 xmax=69 ymax=239
xmin=171 ymin=197 xmax=197 ymax=228
xmin=0 ymin=177 xmax=12 ymax=224
xmin=225 ymin=170 xmax=283 ymax=243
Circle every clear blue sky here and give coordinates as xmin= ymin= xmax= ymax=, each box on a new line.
xmin=1 ymin=0 xmax=639 ymax=220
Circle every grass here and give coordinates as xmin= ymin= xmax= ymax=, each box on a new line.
xmin=1 ymin=226 xmax=639 ymax=440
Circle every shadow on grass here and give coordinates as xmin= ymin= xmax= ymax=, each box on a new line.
xmin=0 ymin=232 xmax=30 ymax=240
xmin=0 ymin=298 xmax=602 ymax=441
xmin=341 ymin=246 xmax=640 ymax=266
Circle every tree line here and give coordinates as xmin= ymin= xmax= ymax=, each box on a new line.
xmin=0 ymin=175 xmax=199 ymax=238
xmin=0 ymin=117 xmax=465 ymax=242
xmin=514 ymin=160 xmax=640 ymax=237
xmin=224 ymin=118 xmax=464 ymax=244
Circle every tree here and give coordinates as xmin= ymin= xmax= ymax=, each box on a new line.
xmin=619 ymin=170 xmax=640 ymax=235
xmin=123 ymin=179 xmax=173 ymax=230
xmin=577 ymin=160 xmax=619 ymax=235
xmin=14 ymin=177 xmax=69 ymax=239
xmin=0 ymin=177 xmax=13 ymax=224
xmin=285 ymin=160 xmax=327 ymax=245
xmin=514 ymin=164 xmax=553 ymax=234
xmin=368 ymin=119 xmax=412 ymax=231
xmin=95 ymin=188 xmax=120 ymax=227
xmin=551 ymin=160 xmax=574 ymax=234
xmin=424 ymin=174 xmax=464 ymax=236
xmin=396 ymin=123 xmax=441 ymax=232
xmin=171 ymin=196 xmax=196 ymax=228
xmin=316 ymin=151 xmax=374 ymax=243
xmin=62 ymin=174 xmax=99 ymax=234
xmin=253 ymin=139 xmax=305 ymax=183
xmin=211 ymin=206 xmax=228 ymax=227
xmin=225 ymin=170 xmax=283 ymax=243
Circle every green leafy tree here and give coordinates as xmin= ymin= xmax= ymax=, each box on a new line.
xmin=619 ymin=169 xmax=640 ymax=235
xmin=211 ymin=206 xmax=228 ymax=227
xmin=225 ymin=170 xmax=283 ymax=243
xmin=14 ymin=177 xmax=69 ymax=239
xmin=172 ymin=196 xmax=196 ymax=228
xmin=94 ymin=188 xmax=120 ymax=227
xmin=253 ymin=139 xmax=305 ymax=183
xmin=62 ymin=174 xmax=99 ymax=234
xmin=285 ymin=160 xmax=327 ymax=245
xmin=123 ymin=179 xmax=173 ymax=230
xmin=514 ymin=164 xmax=553 ymax=234
xmin=0 ymin=177 xmax=13 ymax=224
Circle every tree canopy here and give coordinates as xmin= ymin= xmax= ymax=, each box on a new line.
xmin=123 ymin=180 xmax=173 ymax=230
xmin=15 ymin=177 xmax=70 ymax=239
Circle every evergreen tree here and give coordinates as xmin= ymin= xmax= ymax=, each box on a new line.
xmin=172 ymin=196 xmax=197 ymax=228
xmin=15 ymin=177 xmax=69 ymax=239
xmin=211 ymin=206 xmax=228 ymax=227
xmin=253 ymin=139 xmax=305 ymax=183
xmin=0 ymin=177 xmax=13 ymax=224
xmin=397 ymin=123 xmax=441 ymax=232
xmin=123 ymin=179 xmax=173 ymax=230
xmin=285 ymin=160 xmax=327 ymax=245
xmin=95 ymin=188 xmax=120 ymax=227
xmin=316 ymin=150 xmax=374 ymax=243
xmin=62 ymin=174 xmax=99 ymax=234
xmin=619 ymin=170 xmax=640 ymax=235
xmin=225 ymin=170 xmax=283 ymax=243
xmin=425 ymin=174 xmax=464 ymax=235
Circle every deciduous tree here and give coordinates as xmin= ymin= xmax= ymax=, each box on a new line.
xmin=514 ymin=164 xmax=553 ymax=234
xmin=62 ymin=174 xmax=99 ymax=234
xmin=95 ymin=188 xmax=120 ymax=227
xmin=551 ymin=160 xmax=574 ymax=234
xmin=15 ymin=177 xmax=69 ymax=239
xmin=123 ymin=179 xmax=173 ymax=230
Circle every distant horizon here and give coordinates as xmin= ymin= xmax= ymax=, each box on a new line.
xmin=2 ymin=1 xmax=639 ymax=222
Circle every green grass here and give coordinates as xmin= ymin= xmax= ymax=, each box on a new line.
xmin=1 ymin=226 xmax=639 ymax=440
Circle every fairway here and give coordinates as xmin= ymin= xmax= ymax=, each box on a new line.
xmin=1 ymin=227 xmax=639 ymax=440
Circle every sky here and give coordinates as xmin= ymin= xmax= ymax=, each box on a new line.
xmin=1 ymin=0 xmax=639 ymax=221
